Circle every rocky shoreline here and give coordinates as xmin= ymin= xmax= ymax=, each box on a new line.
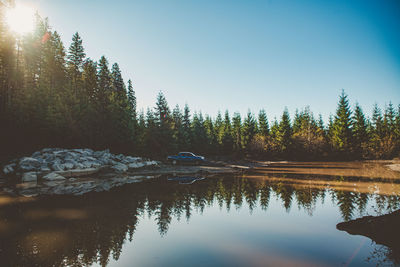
xmin=0 ymin=148 xmax=242 ymax=196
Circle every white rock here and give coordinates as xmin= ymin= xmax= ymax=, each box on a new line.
xmin=51 ymin=162 xmax=65 ymax=171
xmin=3 ymin=163 xmax=16 ymax=174
xmin=19 ymin=157 xmax=41 ymax=171
xmin=40 ymin=165 xmax=51 ymax=172
xmin=128 ymin=162 xmax=145 ymax=169
xmin=22 ymin=172 xmax=37 ymax=182
xmin=32 ymin=151 xmax=41 ymax=158
xmin=63 ymin=162 xmax=75 ymax=170
xmin=43 ymin=172 xmax=66 ymax=181
xmin=44 ymin=180 xmax=65 ymax=187
xmin=111 ymin=163 xmax=128 ymax=173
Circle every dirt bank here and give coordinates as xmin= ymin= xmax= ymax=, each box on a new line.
xmin=337 ymin=210 xmax=400 ymax=262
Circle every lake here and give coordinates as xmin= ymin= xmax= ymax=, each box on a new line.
xmin=1 ymin=162 xmax=399 ymax=266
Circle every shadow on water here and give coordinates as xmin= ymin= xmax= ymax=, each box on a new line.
xmin=0 ymin=170 xmax=399 ymax=266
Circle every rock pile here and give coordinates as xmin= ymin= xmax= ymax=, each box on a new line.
xmin=1 ymin=148 xmax=160 ymax=196
xmin=3 ymin=148 xmax=158 ymax=178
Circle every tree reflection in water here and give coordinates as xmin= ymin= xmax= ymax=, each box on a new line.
xmin=0 ymin=175 xmax=399 ymax=266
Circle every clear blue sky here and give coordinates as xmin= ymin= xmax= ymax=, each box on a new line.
xmin=22 ymin=0 xmax=400 ymax=120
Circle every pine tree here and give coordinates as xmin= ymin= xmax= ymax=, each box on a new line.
xmin=242 ymin=110 xmax=257 ymax=150
xmin=331 ymin=90 xmax=353 ymax=156
xmin=277 ymin=107 xmax=292 ymax=154
xmin=292 ymin=109 xmax=301 ymax=133
xmin=191 ymin=112 xmax=207 ymax=153
xmin=145 ymin=107 xmax=158 ymax=155
xmin=232 ymin=112 xmax=242 ymax=152
xmin=182 ymin=104 xmax=191 ymax=150
xmin=395 ymin=105 xmax=400 ymax=152
xmin=258 ymin=109 xmax=269 ymax=137
xmin=127 ymin=79 xmax=136 ymax=120
xmin=370 ymin=103 xmax=384 ymax=157
xmin=381 ymin=103 xmax=397 ymax=158
xmin=67 ymin=32 xmax=85 ymax=96
xmin=154 ymin=91 xmax=173 ymax=154
xmin=352 ymin=103 xmax=368 ymax=158
xmin=96 ymin=55 xmax=111 ymax=105
xmin=317 ymin=114 xmax=324 ymax=132
xmin=111 ymin=63 xmax=125 ymax=95
xmin=82 ymin=59 xmax=97 ymax=103
xmin=215 ymin=111 xmax=224 ymax=147
xmin=172 ymin=104 xmax=184 ymax=151
xmin=221 ymin=110 xmax=234 ymax=154
xmin=204 ymin=115 xmax=217 ymax=154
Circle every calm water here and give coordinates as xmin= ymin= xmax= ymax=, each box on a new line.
xmin=1 ymin=162 xmax=400 ymax=267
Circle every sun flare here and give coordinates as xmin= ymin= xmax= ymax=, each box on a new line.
xmin=5 ymin=3 xmax=36 ymax=35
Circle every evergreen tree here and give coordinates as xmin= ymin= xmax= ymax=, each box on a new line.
xmin=277 ymin=107 xmax=292 ymax=154
xmin=182 ymin=104 xmax=191 ymax=150
xmin=258 ymin=109 xmax=269 ymax=137
xmin=67 ymin=32 xmax=85 ymax=96
xmin=396 ymin=105 xmax=400 ymax=151
xmin=204 ymin=115 xmax=217 ymax=154
xmin=214 ymin=111 xmax=224 ymax=147
xmin=242 ymin=110 xmax=257 ymax=151
xmin=172 ymin=104 xmax=185 ymax=151
xmin=154 ymin=91 xmax=173 ymax=154
xmin=292 ymin=109 xmax=301 ymax=133
xmin=111 ymin=63 xmax=125 ymax=95
xmin=82 ymin=59 xmax=97 ymax=103
xmin=127 ymin=79 xmax=136 ymax=120
xmin=191 ymin=112 xmax=207 ymax=153
xmin=370 ymin=103 xmax=384 ymax=157
xmin=352 ymin=103 xmax=368 ymax=158
xmin=96 ymin=55 xmax=111 ymax=106
xmin=232 ymin=112 xmax=242 ymax=152
xmin=331 ymin=90 xmax=353 ymax=156
xmin=221 ymin=110 xmax=234 ymax=154
xmin=381 ymin=103 xmax=397 ymax=158
xmin=317 ymin=114 xmax=324 ymax=132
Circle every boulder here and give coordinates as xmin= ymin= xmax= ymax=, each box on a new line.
xmin=3 ymin=163 xmax=16 ymax=175
xmin=51 ymin=162 xmax=65 ymax=171
xmin=63 ymin=161 xmax=76 ymax=170
xmin=31 ymin=151 xmax=41 ymax=158
xmin=43 ymin=172 xmax=66 ymax=181
xmin=19 ymin=157 xmax=41 ymax=171
xmin=128 ymin=162 xmax=145 ymax=169
xmin=111 ymin=163 xmax=128 ymax=173
xmin=40 ymin=165 xmax=51 ymax=172
xmin=22 ymin=172 xmax=37 ymax=182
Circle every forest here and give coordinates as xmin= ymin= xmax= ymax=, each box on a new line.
xmin=1 ymin=6 xmax=400 ymax=161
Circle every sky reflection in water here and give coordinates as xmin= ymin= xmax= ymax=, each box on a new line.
xmin=1 ymin=170 xmax=399 ymax=267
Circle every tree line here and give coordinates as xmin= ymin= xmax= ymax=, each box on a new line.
xmin=1 ymin=5 xmax=399 ymax=161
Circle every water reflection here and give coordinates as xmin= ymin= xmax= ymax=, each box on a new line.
xmin=0 ymin=174 xmax=399 ymax=266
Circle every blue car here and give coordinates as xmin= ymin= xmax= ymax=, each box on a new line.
xmin=167 ymin=152 xmax=205 ymax=165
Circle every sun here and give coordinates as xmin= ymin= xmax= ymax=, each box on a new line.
xmin=5 ymin=3 xmax=36 ymax=35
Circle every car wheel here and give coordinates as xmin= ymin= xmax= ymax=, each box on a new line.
xmin=172 ymin=160 xmax=177 ymax=165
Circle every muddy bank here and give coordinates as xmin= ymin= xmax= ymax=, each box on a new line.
xmin=386 ymin=163 xmax=400 ymax=172
xmin=337 ymin=210 xmax=400 ymax=262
